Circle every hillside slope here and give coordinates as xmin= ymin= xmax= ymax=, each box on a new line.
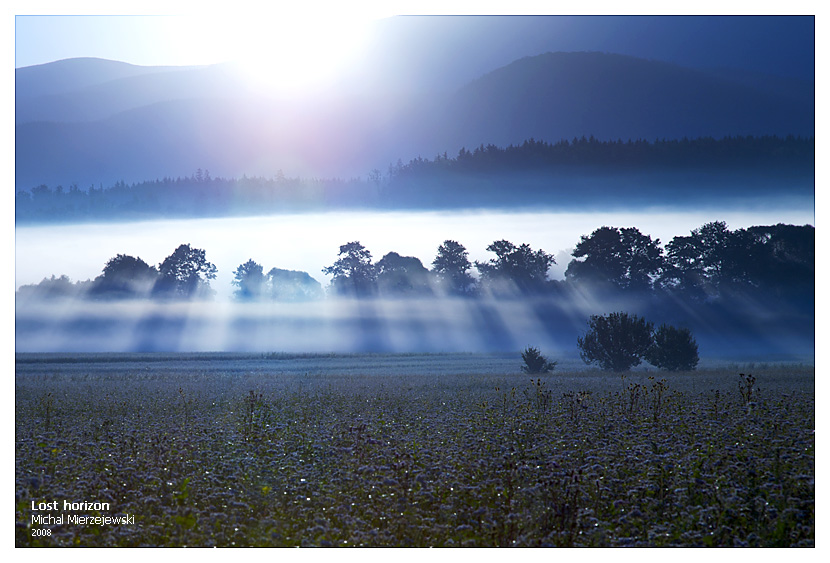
xmin=15 ymin=52 xmax=815 ymax=190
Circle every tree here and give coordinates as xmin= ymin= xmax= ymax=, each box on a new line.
xmin=232 ymin=259 xmax=266 ymax=301
xmin=744 ymin=224 xmax=814 ymax=303
xmin=267 ymin=268 xmax=324 ymax=301
xmin=322 ymin=241 xmax=378 ymax=297
xmin=577 ymin=312 xmax=654 ymax=371
xmin=90 ymin=254 xmax=158 ymax=299
xmin=368 ymin=168 xmax=383 ymax=189
xmin=376 ymin=252 xmax=433 ymax=296
xmin=645 ymin=324 xmax=700 ymax=371
xmin=154 ymin=243 xmax=217 ymax=299
xmin=660 ymin=221 xmax=732 ymax=299
xmin=566 ymin=226 xmax=664 ymax=292
xmin=432 ymin=240 xmax=475 ymax=296
xmin=521 ymin=346 xmax=557 ymax=374
xmin=662 ymin=221 xmax=815 ymax=305
xmin=16 ymin=275 xmax=88 ymax=301
xmin=475 ymin=240 xmax=555 ymax=295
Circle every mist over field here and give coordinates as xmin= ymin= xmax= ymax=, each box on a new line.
xmin=14 ymin=298 xmax=552 ymax=354
xmin=13 ymin=292 xmax=814 ymax=361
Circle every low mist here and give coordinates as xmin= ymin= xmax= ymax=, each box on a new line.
xmin=14 ymin=297 xmax=569 ymax=354
xmin=15 ymin=292 xmax=814 ymax=362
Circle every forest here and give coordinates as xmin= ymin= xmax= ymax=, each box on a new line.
xmin=14 ymin=135 xmax=814 ymax=223
xmin=388 ymin=134 xmax=814 ymax=177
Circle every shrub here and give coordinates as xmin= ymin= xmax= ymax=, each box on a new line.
xmin=521 ymin=346 xmax=557 ymax=374
xmin=577 ymin=312 xmax=654 ymax=371
xmin=646 ymin=324 xmax=700 ymax=371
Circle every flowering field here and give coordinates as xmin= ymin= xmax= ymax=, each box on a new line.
xmin=15 ymin=354 xmax=814 ymax=547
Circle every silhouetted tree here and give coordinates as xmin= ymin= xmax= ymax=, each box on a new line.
xmin=30 ymin=184 xmax=52 ymax=202
xmin=721 ymin=224 xmax=815 ymax=299
xmin=577 ymin=312 xmax=654 ymax=371
xmin=745 ymin=224 xmax=814 ymax=303
xmin=645 ymin=324 xmax=699 ymax=371
xmin=154 ymin=243 xmax=217 ymax=299
xmin=16 ymin=275 xmax=90 ymax=300
xmin=660 ymin=221 xmax=732 ymax=299
xmin=521 ymin=346 xmax=557 ymax=374
xmin=566 ymin=227 xmax=663 ymax=292
xmin=662 ymin=221 xmax=815 ymax=306
xmin=475 ymin=240 xmax=555 ymax=295
xmin=322 ymin=241 xmax=378 ymax=297
xmin=376 ymin=252 xmax=433 ymax=296
xmin=267 ymin=268 xmax=324 ymax=301
xmin=368 ymin=168 xmax=383 ymax=189
xmin=232 ymin=259 xmax=266 ymax=301
xmin=432 ymin=240 xmax=476 ymax=296
xmin=90 ymin=254 xmax=158 ymax=299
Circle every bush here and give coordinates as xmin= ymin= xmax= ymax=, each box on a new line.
xmin=577 ymin=312 xmax=654 ymax=371
xmin=520 ymin=346 xmax=557 ymax=374
xmin=646 ymin=324 xmax=699 ymax=371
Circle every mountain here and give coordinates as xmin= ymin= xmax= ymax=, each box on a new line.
xmin=435 ymin=52 xmax=815 ymax=150
xmin=16 ymin=62 xmax=239 ymax=124
xmin=15 ymin=57 xmax=203 ymax=109
xmin=14 ymin=52 xmax=815 ymax=190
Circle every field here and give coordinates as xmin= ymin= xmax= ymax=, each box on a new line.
xmin=15 ymin=353 xmax=815 ymax=547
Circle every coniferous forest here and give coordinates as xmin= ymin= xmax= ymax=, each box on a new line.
xmin=15 ymin=135 xmax=814 ymax=223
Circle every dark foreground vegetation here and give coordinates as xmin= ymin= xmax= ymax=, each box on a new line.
xmin=15 ymin=355 xmax=814 ymax=547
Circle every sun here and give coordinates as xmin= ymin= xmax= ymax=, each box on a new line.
xmin=222 ymin=12 xmax=374 ymax=95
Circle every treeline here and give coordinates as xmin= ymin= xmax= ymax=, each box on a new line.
xmin=15 ymin=170 xmax=372 ymax=223
xmin=381 ymin=135 xmax=814 ymax=208
xmin=15 ymin=135 xmax=814 ymax=223
xmin=17 ymin=244 xmax=219 ymax=302
xmin=311 ymin=222 xmax=813 ymax=311
xmin=388 ymin=135 xmax=814 ymax=178
xmin=17 ymin=222 xmax=814 ymax=318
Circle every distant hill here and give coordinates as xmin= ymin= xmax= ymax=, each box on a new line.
xmin=15 ymin=57 xmax=202 ymax=110
xmin=436 ymin=52 xmax=814 ymax=150
xmin=14 ymin=52 xmax=815 ymax=191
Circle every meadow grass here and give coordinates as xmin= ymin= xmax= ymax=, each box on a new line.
xmin=15 ymin=354 xmax=814 ymax=547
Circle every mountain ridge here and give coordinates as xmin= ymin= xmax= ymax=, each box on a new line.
xmin=15 ymin=57 xmax=204 ymax=100
xmin=438 ymin=51 xmax=813 ymax=149
xmin=15 ymin=51 xmax=815 ymax=189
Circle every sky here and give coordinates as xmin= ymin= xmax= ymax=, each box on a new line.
xmin=10 ymin=4 xmax=820 ymax=83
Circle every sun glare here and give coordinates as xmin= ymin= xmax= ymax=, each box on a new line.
xmin=222 ymin=14 xmax=373 ymax=95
